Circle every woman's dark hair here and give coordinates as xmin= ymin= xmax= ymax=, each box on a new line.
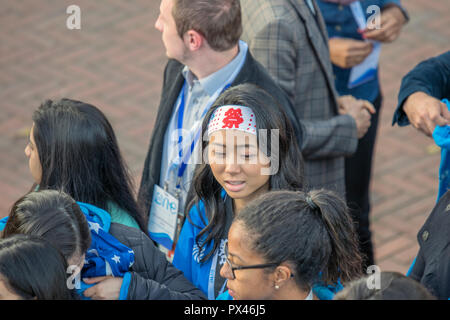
xmin=235 ymin=189 xmax=363 ymax=291
xmin=2 ymin=190 xmax=91 ymax=264
xmin=189 ymin=83 xmax=304 ymax=262
xmin=0 ymin=234 xmax=77 ymax=300
xmin=334 ymin=271 xmax=436 ymax=300
xmin=31 ymin=98 xmax=146 ymax=231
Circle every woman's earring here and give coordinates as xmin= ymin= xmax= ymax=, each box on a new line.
xmin=274 ymin=284 xmax=280 ymax=290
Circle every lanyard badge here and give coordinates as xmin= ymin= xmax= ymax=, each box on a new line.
xmin=148 ymin=184 xmax=179 ymax=251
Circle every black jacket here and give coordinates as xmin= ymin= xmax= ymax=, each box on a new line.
xmin=393 ymin=50 xmax=450 ymax=126
xmin=109 ymin=223 xmax=206 ymax=300
xmin=137 ymin=51 xmax=302 ymax=218
xmin=409 ymin=190 xmax=450 ymax=300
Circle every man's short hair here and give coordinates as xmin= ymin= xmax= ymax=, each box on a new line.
xmin=172 ymin=0 xmax=242 ymax=52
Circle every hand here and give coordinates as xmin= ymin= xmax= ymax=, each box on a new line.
xmin=338 ymin=95 xmax=357 ymax=114
xmin=339 ymin=95 xmax=376 ymax=115
xmin=329 ymin=37 xmax=373 ymax=68
xmin=83 ymin=276 xmax=123 ymax=300
xmin=362 ymin=5 xmax=406 ymax=43
xmin=403 ymin=91 xmax=450 ymax=137
xmin=341 ymin=98 xmax=376 ymax=139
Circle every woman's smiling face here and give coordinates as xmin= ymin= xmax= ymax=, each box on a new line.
xmin=207 ymin=129 xmax=270 ymax=205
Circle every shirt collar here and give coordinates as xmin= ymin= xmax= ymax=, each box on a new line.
xmin=182 ymin=40 xmax=248 ymax=96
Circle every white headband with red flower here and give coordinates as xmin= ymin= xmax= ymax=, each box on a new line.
xmin=207 ymin=105 xmax=257 ymax=136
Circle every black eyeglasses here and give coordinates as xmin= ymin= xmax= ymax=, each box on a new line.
xmin=224 ymin=244 xmax=281 ymax=280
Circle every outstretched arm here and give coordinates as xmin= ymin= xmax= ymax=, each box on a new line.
xmin=393 ymin=51 xmax=450 ymax=136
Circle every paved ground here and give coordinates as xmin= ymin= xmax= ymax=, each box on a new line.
xmin=0 ymin=0 xmax=449 ymax=275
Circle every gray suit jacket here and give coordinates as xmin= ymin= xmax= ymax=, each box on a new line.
xmin=241 ymin=0 xmax=358 ymax=196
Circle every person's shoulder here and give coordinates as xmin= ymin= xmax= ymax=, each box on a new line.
xmin=107 ymin=202 xmax=140 ymax=229
xmin=186 ymin=200 xmax=208 ymax=228
xmin=109 ymin=222 xmax=148 ymax=248
xmin=165 ymin=59 xmax=184 ymax=76
xmin=242 ymin=0 xmax=297 ymax=21
xmin=426 ymin=191 xmax=450 ymax=224
xmin=241 ymin=0 xmax=300 ymax=37
xmin=417 ymin=191 xmax=450 ymax=250
xmin=243 ymin=53 xmax=291 ymax=98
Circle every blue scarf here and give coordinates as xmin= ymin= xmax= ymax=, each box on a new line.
xmin=432 ymin=99 xmax=450 ymax=201
xmin=77 ymin=202 xmax=135 ymax=278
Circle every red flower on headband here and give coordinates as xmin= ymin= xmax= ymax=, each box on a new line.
xmin=222 ymin=108 xmax=244 ymax=129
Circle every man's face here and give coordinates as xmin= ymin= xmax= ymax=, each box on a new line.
xmin=155 ymin=0 xmax=188 ymax=62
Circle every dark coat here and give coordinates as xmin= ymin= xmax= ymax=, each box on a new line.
xmin=109 ymin=223 xmax=206 ymax=300
xmin=409 ymin=190 xmax=450 ymax=300
xmin=137 ymin=51 xmax=302 ymax=218
xmin=393 ymin=50 xmax=450 ymax=126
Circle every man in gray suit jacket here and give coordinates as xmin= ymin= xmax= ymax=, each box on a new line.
xmin=241 ymin=0 xmax=374 ymax=196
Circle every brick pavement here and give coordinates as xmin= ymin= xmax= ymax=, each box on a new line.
xmin=0 ymin=0 xmax=449 ymax=275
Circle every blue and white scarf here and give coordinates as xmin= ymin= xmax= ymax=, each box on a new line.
xmin=77 ymin=202 xmax=135 ymax=278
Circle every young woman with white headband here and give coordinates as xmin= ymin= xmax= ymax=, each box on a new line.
xmin=172 ymin=83 xmax=305 ymax=299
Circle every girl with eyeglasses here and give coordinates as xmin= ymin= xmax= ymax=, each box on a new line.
xmin=172 ymin=83 xmax=305 ymax=300
xmin=219 ymin=189 xmax=363 ymax=300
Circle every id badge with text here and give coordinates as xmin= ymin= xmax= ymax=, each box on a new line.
xmin=148 ymin=184 xmax=179 ymax=250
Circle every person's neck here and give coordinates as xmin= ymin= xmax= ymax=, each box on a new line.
xmin=233 ymin=198 xmax=246 ymax=215
xmin=187 ymin=44 xmax=239 ymax=80
xmin=232 ymin=183 xmax=270 ymax=215
xmin=275 ymin=286 xmax=313 ymax=300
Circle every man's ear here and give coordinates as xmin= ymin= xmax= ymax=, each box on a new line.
xmin=184 ymin=30 xmax=204 ymax=51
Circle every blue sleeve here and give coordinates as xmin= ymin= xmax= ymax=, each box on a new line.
xmin=119 ymin=272 xmax=132 ymax=300
xmin=173 ymin=203 xmax=205 ymax=284
xmin=393 ymin=51 xmax=450 ymax=126
xmin=173 ymin=220 xmax=195 ymax=283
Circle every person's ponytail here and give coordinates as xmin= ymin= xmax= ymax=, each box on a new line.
xmin=306 ymin=189 xmax=363 ymax=284
xmin=236 ymin=189 xmax=363 ymax=292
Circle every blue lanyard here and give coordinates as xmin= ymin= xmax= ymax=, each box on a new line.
xmin=208 ymin=241 xmax=228 ymax=300
xmin=175 ymin=82 xmax=231 ymax=188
